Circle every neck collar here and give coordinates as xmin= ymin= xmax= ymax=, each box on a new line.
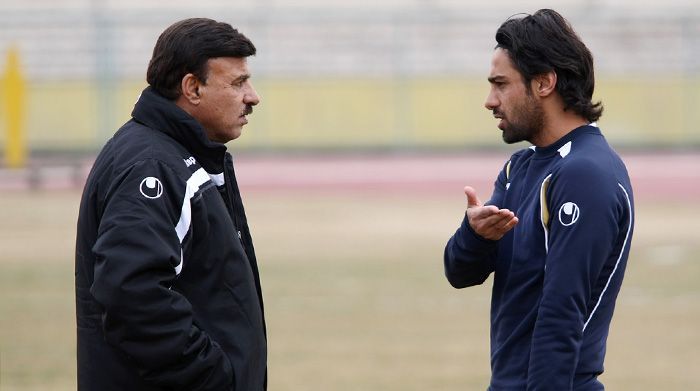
xmin=131 ymin=87 xmax=228 ymax=172
xmin=532 ymin=124 xmax=600 ymax=158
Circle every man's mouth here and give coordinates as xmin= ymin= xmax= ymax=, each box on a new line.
xmin=239 ymin=106 xmax=253 ymax=123
xmin=493 ymin=111 xmax=505 ymax=130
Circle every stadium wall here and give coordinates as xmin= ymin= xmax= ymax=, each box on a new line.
xmin=0 ymin=3 xmax=698 ymax=152
xmin=0 ymin=76 xmax=698 ymax=152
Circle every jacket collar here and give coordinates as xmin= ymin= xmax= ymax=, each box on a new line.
xmin=131 ymin=86 xmax=228 ymax=173
xmin=532 ymin=124 xmax=601 ymax=159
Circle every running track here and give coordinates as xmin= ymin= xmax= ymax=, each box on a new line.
xmin=0 ymin=152 xmax=698 ymax=201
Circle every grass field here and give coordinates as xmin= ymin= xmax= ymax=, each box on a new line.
xmin=1 ymin=170 xmax=699 ymax=390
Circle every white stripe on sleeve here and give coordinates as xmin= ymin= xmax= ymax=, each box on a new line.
xmin=173 ymin=168 xmax=212 ymax=275
xmin=582 ymin=183 xmax=633 ymax=332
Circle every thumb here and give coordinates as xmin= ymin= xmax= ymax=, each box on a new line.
xmin=463 ymin=186 xmax=482 ymax=208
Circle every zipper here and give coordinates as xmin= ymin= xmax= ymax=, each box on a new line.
xmin=223 ymin=154 xmax=246 ymax=249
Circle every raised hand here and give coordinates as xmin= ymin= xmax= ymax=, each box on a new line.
xmin=464 ymin=186 xmax=519 ymax=240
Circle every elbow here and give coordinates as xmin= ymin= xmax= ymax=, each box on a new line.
xmin=443 ymin=237 xmax=493 ymax=289
xmin=444 ymin=257 xmax=489 ymax=288
xmin=445 ymin=269 xmax=488 ymax=289
xmin=444 ymin=252 xmax=492 ymax=289
xmin=446 ymin=274 xmax=470 ymax=289
xmin=444 ymin=252 xmax=491 ymax=289
xmin=444 ymin=264 xmax=467 ymax=288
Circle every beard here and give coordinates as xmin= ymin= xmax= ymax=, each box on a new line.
xmin=499 ymin=93 xmax=545 ymax=144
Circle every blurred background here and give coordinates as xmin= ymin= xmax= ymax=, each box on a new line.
xmin=1 ymin=0 xmax=699 ymax=390
xmin=1 ymin=0 xmax=700 ymax=152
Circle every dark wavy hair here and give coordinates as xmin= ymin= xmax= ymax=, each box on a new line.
xmin=495 ymin=9 xmax=603 ymax=122
xmin=147 ymin=18 xmax=256 ymax=100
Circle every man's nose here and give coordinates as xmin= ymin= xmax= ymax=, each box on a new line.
xmin=245 ymin=84 xmax=261 ymax=106
xmin=484 ymin=91 xmax=498 ymax=111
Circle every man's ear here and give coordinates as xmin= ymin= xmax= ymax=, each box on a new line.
xmin=532 ymin=71 xmax=557 ymax=97
xmin=180 ymin=73 xmax=201 ymax=104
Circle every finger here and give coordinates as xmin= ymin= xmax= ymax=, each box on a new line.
xmin=468 ymin=205 xmax=501 ymax=220
xmin=480 ymin=212 xmax=515 ymax=230
xmin=475 ymin=212 xmax=517 ymax=238
xmin=478 ymin=208 xmax=514 ymax=223
xmin=463 ymin=186 xmax=482 ymax=208
xmin=496 ymin=208 xmax=515 ymax=218
xmin=501 ymin=216 xmax=519 ymax=231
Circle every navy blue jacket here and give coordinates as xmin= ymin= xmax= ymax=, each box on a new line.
xmin=445 ymin=125 xmax=634 ymax=390
xmin=75 ymin=87 xmax=266 ymax=390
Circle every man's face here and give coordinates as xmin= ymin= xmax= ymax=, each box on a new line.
xmin=484 ymin=48 xmax=544 ymax=144
xmin=194 ymin=57 xmax=260 ymax=143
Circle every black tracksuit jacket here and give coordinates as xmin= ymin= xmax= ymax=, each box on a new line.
xmin=75 ymin=87 xmax=266 ymax=390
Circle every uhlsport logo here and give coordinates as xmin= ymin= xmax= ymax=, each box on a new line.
xmin=139 ymin=177 xmax=163 ymax=199
xmin=184 ymin=156 xmax=196 ymax=167
xmin=558 ymin=202 xmax=580 ymax=226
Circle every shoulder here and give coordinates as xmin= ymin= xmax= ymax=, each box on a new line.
xmin=552 ymin=153 xmax=616 ymax=192
xmin=548 ymin=142 xmax=631 ymax=209
xmin=553 ymin=135 xmax=628 ymax=188
xmin=90 ymin=121 xmax=200 ymax=199
xmin=112 ymin=120 xmax=182 ymax=158
xmin=107 ymin=120 xmax=193 ymax=178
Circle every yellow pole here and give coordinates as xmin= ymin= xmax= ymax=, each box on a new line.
xmin=2 ymin=47 xmax=26 ymax=168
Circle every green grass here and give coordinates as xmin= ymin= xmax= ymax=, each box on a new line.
xmin=0 ymin=190 xmax=698 ymax=390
